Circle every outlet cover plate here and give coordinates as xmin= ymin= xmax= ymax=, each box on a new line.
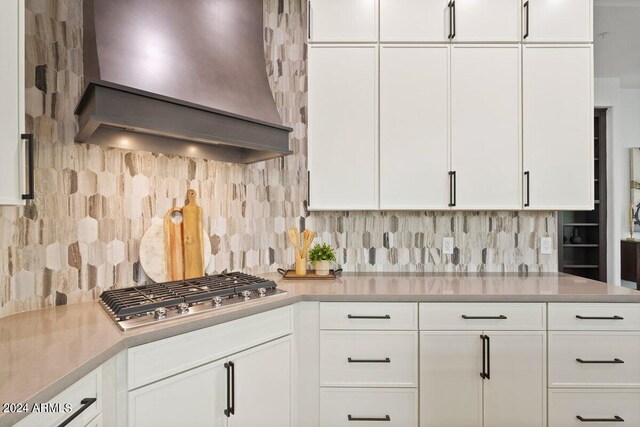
xmin=443 ymin=237 xmax=454 ymax=255
xmin=540 ymin=237 xmax=553 ymax=255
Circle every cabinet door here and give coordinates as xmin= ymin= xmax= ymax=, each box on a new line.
xmin=483 ymin=331 xmax=546 ymax=427
xmin=228 ymin=336 xmax=292 ymax=427
xmin=453 ymin=0 xmax=520 ymax=42
xmin=308 ymin=45 xmax=378 ymax=210
xmin=380 ymin=45 xmax=449 ymax=209
xmin=523 ymin=45 xmax=593 ymax=210
xmin=450 ymin=45 xmax=521 ymax=209
xmin=420 ymin=332 xmax=483 ymax=427
xmin=380 ymin=0 xmax=450 ymax=42
xmin=128 ymin=359 xmax=228 ymax=427
xmin=523 ymin=0 xmax=592 ymax=42
xmin=309 ymin=0 xmax=377 ymax=42
xmin=0 ymin=0 xmax=25 ymax=205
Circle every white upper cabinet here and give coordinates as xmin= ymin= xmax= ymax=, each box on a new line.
xmin=450 ymin=45 xmax=521 ymax=210
xmin=0 ymin=0 xmax=27 ymax=205
xmin=452 ymin=0 xmax=521 ymax=42
xmin=380 ymin=45 xmax=449 ymax=210
xmin=380 ymin=0 xmax=450 ymax=42
xmin=523 ymin=0 xmax=593 ymax=43
xmin=308 ymin=0 xmax=378 ymax=42
xmin=308 ymin=45 xmax=378 ymax=210
xmin=523 ymin=45 xmax=593 ymax=210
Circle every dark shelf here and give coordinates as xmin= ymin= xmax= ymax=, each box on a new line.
xmin=564 ymin=223 xmax=598 ymax=227
xmin=563 ymin=244 xmax=599 ymax=247
xmin=563 ymin=265 xmax=599 ymax=269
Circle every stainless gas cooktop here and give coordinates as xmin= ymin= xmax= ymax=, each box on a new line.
xmin=99 ymin=272 xmax=286 ymax=331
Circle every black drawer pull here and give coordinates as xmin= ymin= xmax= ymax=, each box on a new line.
xmin=348 ymin=415 xmax=391 ymax=422
xmin=347 ymin=315 xmax=391 ymax=319
xmin=462 ymin=315 xmax=507 ymax=320
xmin=577 ymin=415 xmax=624 ymax=422
xmin=577 ymin=358 xmax=624 ymax=364
xmin=57 ymin=397 xmax=97 ymax=427
xmin=348 ymin=357 xmax=391 ymax=363
xmin=576 ymin=315 xmax=624 ymax=320
xmin=21 ymin=133 xmax=35 ymax=200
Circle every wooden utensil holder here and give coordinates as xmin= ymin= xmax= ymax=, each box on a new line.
xmin=295 ymin=258 xmax=307 ymax=276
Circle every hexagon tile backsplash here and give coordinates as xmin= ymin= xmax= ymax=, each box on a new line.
xmin=0 ymin=0 xmax=557 ymax=318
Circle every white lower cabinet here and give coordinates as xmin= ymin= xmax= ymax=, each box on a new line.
xmin=420 ymin=331 xmax=545 ymax=427
xmin=128 ymin=336 xmax=292 ymax=427
xmin=128 ymin=359 xmax=228 ymax=427
xmin=549 ymin=389 xmax=640 ymax=426
xmin=320 ymin=388 xmax=418 ymax=426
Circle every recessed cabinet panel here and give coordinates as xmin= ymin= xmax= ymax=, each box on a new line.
xmin=523 ymin=0 xmax=592 ymax=42
xmin=0 ymin=0 xmax=25 ymax=205
xmin=483 ymin=331 xmax=546 ymax=427
xmin=308 ymin=45 xmax=378 ymax=210
xmin=380 ymin=45 xmax=449 ymax=210
xmin=380 ymin=0 xmax=450 ymax=42
xmin=309 ymin=0 xmax=378 ymax=42
xmin=128 ymin=360 xmax=227 ymax=427
xmin=453 ymin=0 xmax=521 ymax=42
xmin=523 ymin=45 xmax=593 ymax=210
xmin=451 ymin=45 xmax=521 ymax=209
xmin=420 ymin=332 xmax=483 ymax=427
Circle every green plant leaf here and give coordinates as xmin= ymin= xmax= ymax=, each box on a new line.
xmin=308 ymin=243 xmax=336 ymax=262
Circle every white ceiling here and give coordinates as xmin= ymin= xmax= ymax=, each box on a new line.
xmin=594 ymin=0 xmax=640 ymax=88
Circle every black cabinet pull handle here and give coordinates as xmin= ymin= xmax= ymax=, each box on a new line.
xmin=450 ymin=1 xmax=456 ymax=39
xmin=448 ymin=171 xmax=456 ymax=207
xmin=576 ymin=315 xmax=624 ymax=320
xmin=577 ymin=415 xmax=624 ymax=422
xmin=348 ymin=357 xmax=391 ymax=363
xmin=462 ymin=315 xmax=507 ymax=320
xmin=485 ymin=334 xmax=490 ymax=379
xmin=523 ymin=1 xmax=530 ymax=39
xmin=448 ymin=1 xmax=453 ymax=39
xmin=480 ymin=335 xmax=487 ymax=379
xmin=348 ymin=415 xmax=391 ymax=422
xmin=347 ymin=314 xmax=391 ymax=319
xmin=224 ymin=362 xmax=231 ymax=417
xmin=230 ymin=361 xmax=235 ymax=415
xmin=307 ymin=1 xmax=311 ymax=39
xmin=577 ymin=358 xmax=624 ymax=364
xmin=57 ymin=397 xmax=97 ymax=427
xmin=307 ymin=170 xmax=311 ymax=207
xmin=524 ymin=171 xmax=530 ymax=207
xmin=21 ymin=133 xmax=35 ymax=200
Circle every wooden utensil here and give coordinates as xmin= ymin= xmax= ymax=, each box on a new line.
xmin=301 ymin=229 xmax=316 ymax=259
xmin=182 ymin=189 xmax=204 ymax=279
xmin=163 ymin=208 xmax=184 ymax=281
xmin=287 ymin=228 xmax=302 ymax=260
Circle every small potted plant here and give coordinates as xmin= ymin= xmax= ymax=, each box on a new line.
xmin=308 ymin=243 xmax=336 ymax=276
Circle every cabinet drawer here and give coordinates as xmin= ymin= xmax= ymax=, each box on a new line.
xmin=549 ymin=332 xmax=640 ymax=387
xmin=549 ymin=304 xmax=640 ymax=330
xmin=320 ymin=302 xmax=417 ymax=330
xmin=549 ymin=389 xmax=640 ymax=427
xmin=320 ymin=331 xmax=418 ymax=387
xmin=15 ymin=368 xmax=101 ymax=427
xmin=419 ymin=303 xmax=546 ymax=330
xmin=128 ymin=306 xmax=292 ymax=389
xmin=320 ymin=388 xmax=417 ymax=427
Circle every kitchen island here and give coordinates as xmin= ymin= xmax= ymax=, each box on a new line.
xmin=1 ymin=273 xmax=639 ymax=426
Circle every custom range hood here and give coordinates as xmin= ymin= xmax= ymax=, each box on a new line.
xmin=75 ymin=0 xmax=292 ymax=163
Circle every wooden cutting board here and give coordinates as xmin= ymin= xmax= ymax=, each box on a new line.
xmin=163 ymin=208 xmax=184 ymax=281
xmin=182 ymin=189 xmax=205 ymax=279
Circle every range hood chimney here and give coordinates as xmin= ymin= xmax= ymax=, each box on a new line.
xmin=75 ymin=0 xmax=292 ymax=163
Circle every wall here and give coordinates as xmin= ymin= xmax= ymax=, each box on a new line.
xmin=0 ymin=0 xmax=557 ymax=318
xmin=595 ymin=77 xmax=640 ymax=286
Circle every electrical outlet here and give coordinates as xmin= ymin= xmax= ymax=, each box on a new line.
xmin=540 ymin=237 xmax=553 ymax=255
xmin=443 ymin=237 xmax=454 ymax=255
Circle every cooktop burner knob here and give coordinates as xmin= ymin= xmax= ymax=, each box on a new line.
xmin=154 ymin=307 xmax=167 ymax=320
xmin=213 ymin=296 xmax=223 ymax=306
xmin=242 ymin=290 xmax=252 ymax=300
xmin=258 ymin=287 xmax=267 ymax=297
xmin=177 ymin=303 xmax=189 ymax=314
